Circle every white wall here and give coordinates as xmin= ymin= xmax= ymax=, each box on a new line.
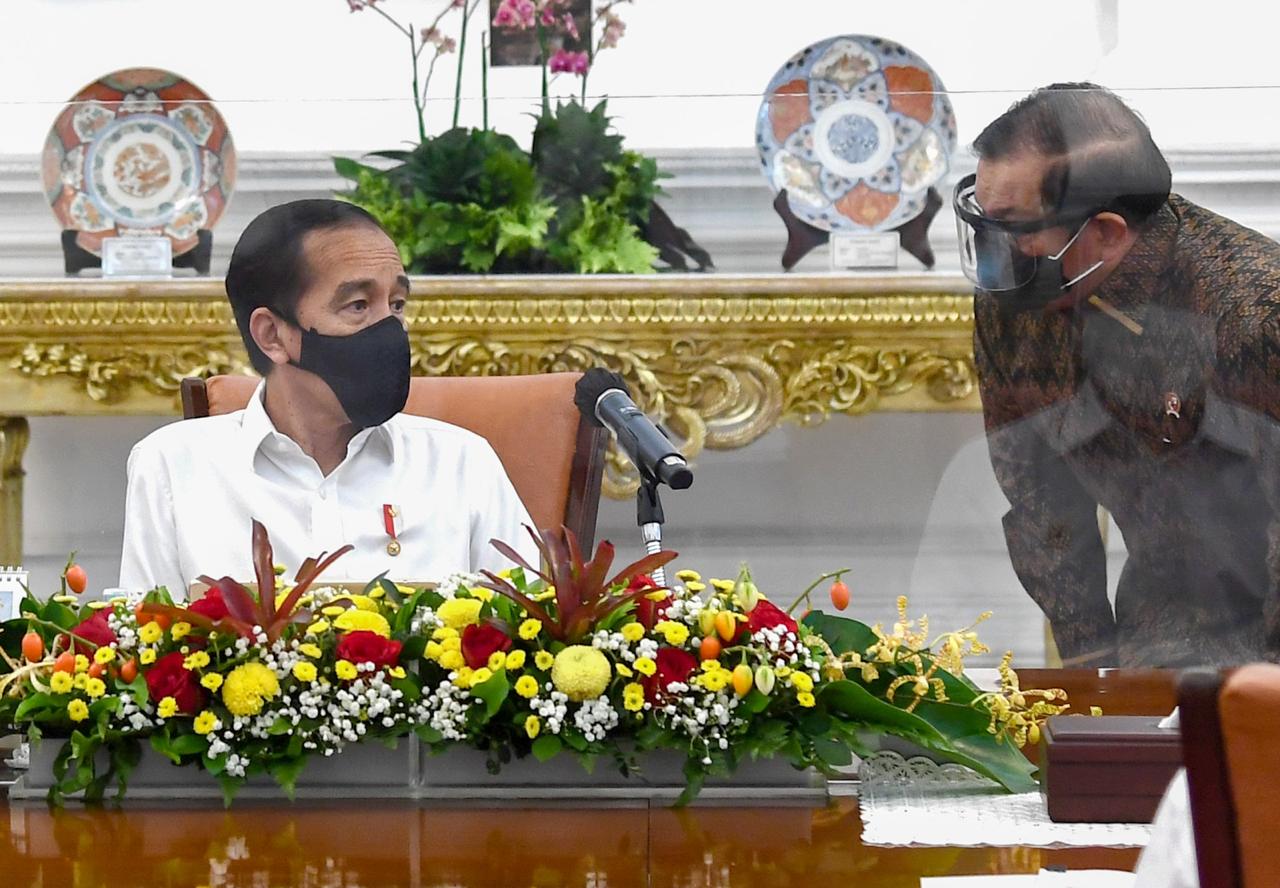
xmin=2 ymin=0 xmax=1279 ymax=154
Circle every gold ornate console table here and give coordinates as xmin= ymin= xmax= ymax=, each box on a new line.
xmin=0 ymin=274 xmax=978 ymax=563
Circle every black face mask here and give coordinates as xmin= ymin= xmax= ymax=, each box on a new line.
xmin=290 ymin=315 xmax=411 ymax=429
xmin=980 ymin=219 xmax=1103 ymax=314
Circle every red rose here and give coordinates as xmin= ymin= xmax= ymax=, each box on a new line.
xmin=69 ymin=610 xmax=117 ymax=655
xmin=188 ymin=588 xmax=229 ymax=621
xmin=460 ymin=623 xmax=512 ymax=669
xmin=741 ymin=599 xmax=798 ymax=640
xmin=642 ymin=646 xmax=698 ymax=703
xmin=630 ymin=575 xmax=670 ymax=630
xmin=144 ymin=652 xmax=206 ymax=715
xmin=335 ymin=631 xmax=403 ymax=669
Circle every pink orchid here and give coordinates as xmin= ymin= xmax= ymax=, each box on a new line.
xmin=562 ymin=12 xmax=579 ymax=40
xmin=347 ymin=0 xmax=377 ymax=10
xmin=600 ymin=11 xmax=626 ymax=49
xmin=548 ymin=49 xmax=590 ymax=76
xmin=492 ymin=0 xmax=536 ymax=29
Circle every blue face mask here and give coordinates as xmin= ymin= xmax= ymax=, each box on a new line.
xmin=290 ymin=315 xmax=411 ymax=429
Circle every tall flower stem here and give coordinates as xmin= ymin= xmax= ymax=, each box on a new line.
xmin=537 ymin=22 xmax=550 ymax=115
xmin=481 ymin=32 xmax=490 ymax=130
xmin=785 ymin=568 xmax=851 ymax=616
xmin=452 ymin=0 xmax=475 ymax=128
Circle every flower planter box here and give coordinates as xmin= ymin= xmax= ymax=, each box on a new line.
xmin=419 ymin=747 xmax=827 ymax=804
xmin=9 ymin=737 xmax=420 ymax=801
xmin=8 ymin=738 xmax=826 ymax=805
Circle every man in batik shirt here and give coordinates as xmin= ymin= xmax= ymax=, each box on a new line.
xmin=955 ymin=83 xmax=1280 ymax=667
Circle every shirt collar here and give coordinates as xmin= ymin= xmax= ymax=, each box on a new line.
xmin=1090 ymin=197 xmax=1182 ymax=316
xmin=239 ymin=380 xmax=399 ymax=470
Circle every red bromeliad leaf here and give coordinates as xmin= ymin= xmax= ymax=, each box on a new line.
xmin=252 ymin=520 xmax=276 ymax=625
xmin=477 ymin=570 xmax=554 ymax=630
xmin=197 ymin=576 xmax=259 ymax=627
xmin=269 ymin=544 xmax=353 ymax=642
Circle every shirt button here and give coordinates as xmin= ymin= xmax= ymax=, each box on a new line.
xmin=318 ymin=488 xmax=328 ymax=501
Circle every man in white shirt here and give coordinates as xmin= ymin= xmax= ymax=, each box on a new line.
xmin=120 ymin=199 xmax=538 ymax=597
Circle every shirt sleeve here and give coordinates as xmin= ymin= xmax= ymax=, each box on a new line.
xmin=118 ymin=439 xmax=187 ymax=599
xmin=975 ymin=300 xmax=1116 ymax=665
xmin=468 ymin=441 xmax=539 ymax=575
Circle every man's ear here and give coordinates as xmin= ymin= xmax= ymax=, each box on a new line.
xmin=248 ymin=307 xmax=296 ymax=367
xmin=1090 ymin=211 xmax=1134 ymax=262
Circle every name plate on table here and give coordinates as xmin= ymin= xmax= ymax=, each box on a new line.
xmin=830 ymin=232 xmax=899 ymax=270
xmin=0 ymin=566 xmax=28 ymax=621
xmin=102 ymin=236 xmax=172 ymax=277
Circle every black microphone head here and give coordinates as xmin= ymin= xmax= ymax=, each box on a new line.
xmin=573 ymin=368 xmax=631 ymax=426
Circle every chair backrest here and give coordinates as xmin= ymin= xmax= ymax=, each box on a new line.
xmin=180 ymin=373 xmax=607 ymax=550
xmin=1179 ymin=664 xmax=1280 ymax=888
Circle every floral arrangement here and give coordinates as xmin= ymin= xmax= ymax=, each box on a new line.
xmin=335 ymin=0 xmax=710 ymax=274
xmin=0 ymin=524 xmax=1067 ymax=806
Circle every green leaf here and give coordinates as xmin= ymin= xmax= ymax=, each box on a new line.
xmin=819 ymin=680 xmax=945 ymax=741
xmin=531 ymin=735 xmax=562 ymax=762
xmin=268 ymin=755 xmax=309 ymax=800
xmin=802 ymin=611 xmax=878 ymax=656
xmin=813 ymin=736 xmax=854 ymax=767
xmin=469 ymin=670 xmax=510 ymax=722
xmin=168 ymin=733 xmax=209 ymax=757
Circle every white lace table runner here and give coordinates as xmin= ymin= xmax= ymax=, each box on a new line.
xmin=858 ymin=751 xmax=1153 ymax=848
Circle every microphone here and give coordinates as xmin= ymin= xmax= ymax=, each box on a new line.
xmin=574 ymin=369 xmax=693 ymax=490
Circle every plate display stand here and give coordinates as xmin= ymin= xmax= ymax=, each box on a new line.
xmin=775 ymin=187 xmax=942 ymax=271
xmin=60 ymin=229 xmax=212 ymax=275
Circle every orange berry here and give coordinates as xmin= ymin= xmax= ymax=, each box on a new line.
xmin=119 ymin=658 xmax=138 ymax=683
xmin=65 ymin=564 xmax=88 ymax=595
xmin=21 ymin=631 xmax=43 ymax=662
xmin=732 ymin=663 xmax=754 ymax=697
xmin=829 ymin=579 xmax=851 ymax=611
xmin=699 ymin=636 xmax=721 ymax=661
xmin=53 ymin=651 xmax=76 ymax=674
xmin=88 ymin=662 xmax=105 ymax=680
xmin=134 ymin=604 xmax=171 ymax=631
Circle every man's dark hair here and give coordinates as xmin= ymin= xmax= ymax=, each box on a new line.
xmin=973 ymin=82 xmax=1171 ymax=227
xmin=225 ymin=199 xmax=385 ymax=374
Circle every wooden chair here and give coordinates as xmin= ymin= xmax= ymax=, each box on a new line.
xmin=1179 ymin=664 xmax=1280 ymax=888
xmin=180 ymin=373 xmax=608 ymax=550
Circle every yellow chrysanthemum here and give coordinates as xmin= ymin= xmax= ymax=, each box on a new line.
xmin=74 ymin=654 xmax=89 ymax=673
xmin=347 ymin=595 xmax=379 ymax=612
xmin=452 ymin=667 xmax=475 ymax=689
xmin=332 ymin=609 xmax=391 ymax=638
xmin=442 ymin=637 xmax=462 ymax=653
xmin=439 ymin=651 xmax=465 ymax=670
xmin=701 ymin=671 xmax=729 ymax=692
xmin=470 ymin=667 xmax=493 ymax=686
xmin=518 ymin=619 xmax=542 ymax=640
xmin=425 ymin=641 xmax=443 ymax=660
xmin=183 ymin=651 xmax=211 ymax=671
xmin=525 ymin=715 xmax=541 ymax=739
xmin=615 ymin=662 xmax=634 ymax=678
xmin=298 ymin=643 xmax=322 ymax=659
xmin=50 ymin=671 xmax=73 ymax=694
xmin=307 ymin=619 xmax=331 ymax=636
xmin=73 ymin=673 xmax=88 ymax=690
xmin=623 ymin=682 xmax=645 ymax=712
xmin=138 ymin=622 xmax=163 ymax=645
xmin=796 ymin=692 xmax=816 ymax=708
xmin=94 ymin=646 xmax=116 ymax=665
xmin=388 ymin=666 xmax=406 ymax=679
xmin=655 ymin=621 xmax=689 ymax=646
xmin=633 ymin=657 xmax=656 ymax=677
xmin=335 ymin=660 xmax=358 ymax=681
xmin=534 ymin=651 xmax=555 ymax=671
xmin=685 ymin=581 xmax=707 ymax=593
xmin=432 ymin=627 xmax=459 ymax=641
xmin=194 ymin=711 xmax=218 ymax=735
xmin=505 ymin=650 xmax=526 ymax=670
xmin=487 ymin=651 xmax=507 ymax=671
xmin=709 ymin=578 xmax=735 ymax=593
xmin=621 ymin=623 xmax=645 ymax=643
xmin=170 ymin=622 xmax=191 ymax=641
xmin=675 ymin=569 xmax=701 ymax=583
xmin=789 ymin=672 xmax=814 ymax=693
xmin=437 ymin=598 xmax=483 ymax=631
xmin=201 ymin=673 xmax=223 ymax=691
xmin=322 ymin=606 xmax=346 ymax=618
xmin=221 ymin=662 xmax=280 ymax=717
xmin=85 ymin=678 xmax=106 ymax=699
xmin=515 ymin=675 xmax=539 ymax=698
xmin=467 ymin=586 xmax=495 ymax=602
xmin=550 ymin=646 xmax=612 ymax=702
xmin=67 ymin=699 xmax=88 ymax=722
xmin=157 ymin=696 xmax=178 ymax=719
xmin=293 ymin=662 xmax=317 ymax=683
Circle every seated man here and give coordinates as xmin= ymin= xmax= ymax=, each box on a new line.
xmin=956 ymin=84 xmax=1280 ymax=666
xmin=120 ymin=199 xmax=537 ymax=596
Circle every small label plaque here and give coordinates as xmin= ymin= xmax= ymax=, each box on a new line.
xmin=0 ymin=566 xmax=28 ymax=622
xmin=102 ymin=236 xmax=172 ymax=277
xmin=830 ymin=232 xmax=899 ymax=270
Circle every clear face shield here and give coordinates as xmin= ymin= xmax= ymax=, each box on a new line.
xmin=952 ymin=173 xmax=1101 ymax=295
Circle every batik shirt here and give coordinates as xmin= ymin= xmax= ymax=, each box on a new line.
xmin=975 ymin=195 xmax=1280 ymax=667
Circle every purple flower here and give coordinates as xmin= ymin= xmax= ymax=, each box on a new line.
xmin=548 ymin=49 xmax=590 ymax=76
xmin=492 ymin=0 xmax=536 ymax=29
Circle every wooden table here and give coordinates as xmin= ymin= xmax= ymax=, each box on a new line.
xmin=0 ymin=669 xmax=1174 ymax=887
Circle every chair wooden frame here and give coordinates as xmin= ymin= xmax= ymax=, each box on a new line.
xmin=179 ymin=376 xmax=608 ymax=551
xmin=1178 ymin=668 xmax=1243 ymax=888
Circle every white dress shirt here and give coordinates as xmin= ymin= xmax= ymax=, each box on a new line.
xmin=1134 ymin=769 xmax=1200 ymax=888
xmin=119 ymin=382 xmax=538 ymax=598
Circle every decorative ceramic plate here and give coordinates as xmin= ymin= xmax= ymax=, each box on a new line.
xmin=41 ymin=68 xmax=237 ymax=257
xmin=756 ymin=35 xmax=957 ymax=232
